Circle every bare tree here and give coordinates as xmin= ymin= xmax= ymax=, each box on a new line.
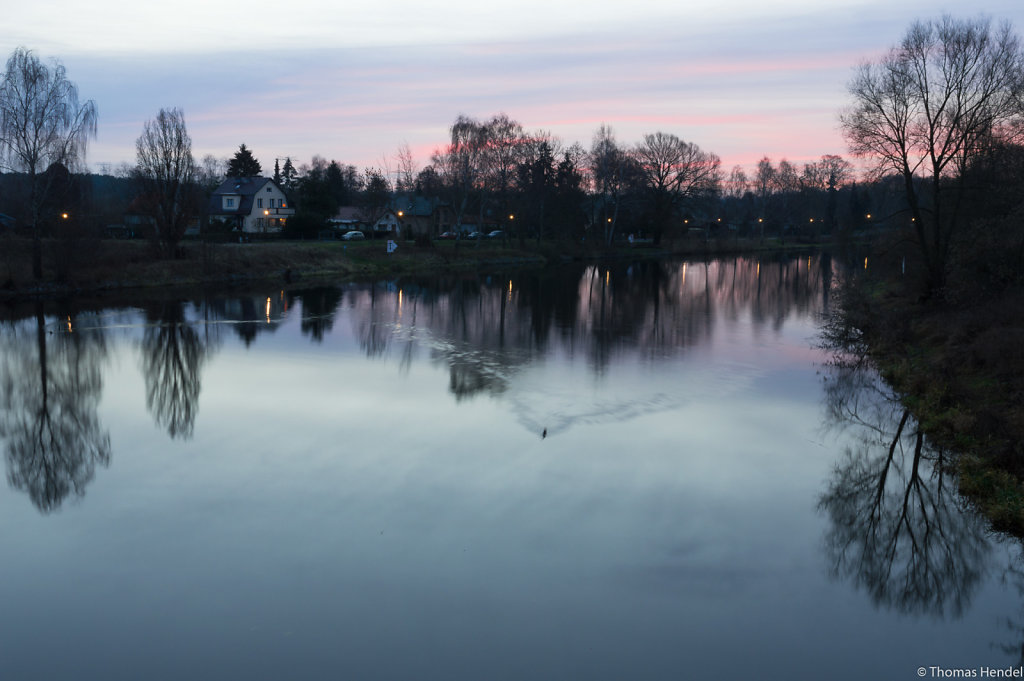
xmin=591 ymin=124 xmax=629 ymax=245
xmin=482 ymin=113 xmax=525 ymax=211
xmin=841 ymin=15 xmax=1024 ymax=295
xmin=633 ymin=132 xmax=720 ymax=244
xmin=196 ymin=153 xmax=226 ymax=192
xmin=753 ymin=157 xmax=776 ymax=240
xmin=135 ymin=107 xmax=197 ymax=255
xmin=726 ymin=164 xmax=749 ymax=199
xmin=394 ymin=142 xmax=418 ymax=193
xmin=432 ymin=114 xmax=488 ymax=234
xmin=801 ymin=154 xmax=852 ymax=233
xmin=0 ymin=47 xmax=97 ymax=279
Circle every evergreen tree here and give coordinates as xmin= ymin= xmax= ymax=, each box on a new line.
xmin=273 ymin=159 xmax=281 ymax=185
xmin=281 ymin=157 xmax=297 ymax=188
xmin=226 ymin=143 xmax=262 ymax=177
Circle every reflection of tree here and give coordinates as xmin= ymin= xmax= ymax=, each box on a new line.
xmin=201 ymin=293 xmax=286 ymax=347
xmin=817 ymin=360 xmax=990 ymax=617
xmin=0 ymin=303 xmax=110 ymax=512
xmin=290 ymin=286 xmax=343 ymax=343
xmin=140 ymin=302 xmax=209 ymax=439
xmin=331 ymin=256 xmax=832 ymax=402
xmin=992 ymin=554 xmax=1024 ymax=665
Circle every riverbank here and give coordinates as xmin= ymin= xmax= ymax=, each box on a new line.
xmin=0 ymin=234 xmax=814 ymax=300
xmin=0 ymin=237 xmax=546 ymax=297
xmin=835 ymin=277 xmax=1024 ymax=535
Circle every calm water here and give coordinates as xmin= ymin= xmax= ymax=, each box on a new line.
xmin=1 ymin=255 xmax=1020 ymax=680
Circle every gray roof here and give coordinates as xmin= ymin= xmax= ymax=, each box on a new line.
xmin=208 ymin=176 xmax=288 ymax=216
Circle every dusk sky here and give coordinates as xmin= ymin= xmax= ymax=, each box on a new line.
xmin=7 ymin=0 xmax=1024 ymax=180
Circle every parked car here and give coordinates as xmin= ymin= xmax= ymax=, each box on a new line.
xmin=466 ymin=231 xmax=483 ymax=239
xmin=342 ymin=230 xmax=365 ymax=241
xmin=437 ymin=231 xmax=455 ymax=239
xmin=487 ymin=230 xmax=504 ymax=239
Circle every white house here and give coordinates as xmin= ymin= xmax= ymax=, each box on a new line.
xmin=208 ymin=176 xmax=294 ymax=233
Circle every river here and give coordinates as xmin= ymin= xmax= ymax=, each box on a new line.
xmin=0 ymin=254 xmax=1019 ymax=680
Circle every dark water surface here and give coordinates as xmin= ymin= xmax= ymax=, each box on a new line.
xmin=1 ymin=255 xmax=1020 ymax=680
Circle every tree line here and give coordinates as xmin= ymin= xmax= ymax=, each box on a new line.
xmin=4 ymin=14 xmax=1024 ymax=300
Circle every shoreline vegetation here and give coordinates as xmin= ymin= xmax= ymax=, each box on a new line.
xmin=830 ymin=270 xmax=1024 ymax=537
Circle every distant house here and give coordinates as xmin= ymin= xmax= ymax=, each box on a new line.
xmin=372 ymin=209 xmax=402 ymax=236
xmin=208 ymin=176 xmax=294 ymax=233
xmin=389 ymin=195 xmax=457 ymax=237
xmin=329 ymin=206 xmax=368 ymax=232
xmin=327 ymin=207 xmax=401 ymax=237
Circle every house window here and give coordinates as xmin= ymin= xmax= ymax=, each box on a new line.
xmin=257 ymin=198 xmax=263 ymax=208
xmin=224 ymin=197 xmax=235 ymax=208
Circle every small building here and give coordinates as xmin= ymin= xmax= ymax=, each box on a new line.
xmin=208 ymin=176 xmax=294 ymax=233
xmin=389 ymin=195 xmax=457 ymax=237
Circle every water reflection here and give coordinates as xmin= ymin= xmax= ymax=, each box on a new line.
xmin=817 ymin=355 xmax=991 ymax=617
xmin=0 ymin=303 xmax=110 ymax=512
xmin=139 ymin=301 xmax=214 ymax=440
xmin=289 ymin=287 xmax=344 ymax=343
xmin=0 ymin=254 xmax=833 ymax=501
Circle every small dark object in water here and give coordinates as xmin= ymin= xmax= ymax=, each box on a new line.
xmin=542 ymin=428 xmax=547 ymax=439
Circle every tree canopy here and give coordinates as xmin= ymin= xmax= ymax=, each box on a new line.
xmin=135 ymin=107 xmax=197 ymax=255
xmin=0 ymin=46 xmax=97 ymax=278
xmin=841 ymin=15 xmax=1024 ymax=294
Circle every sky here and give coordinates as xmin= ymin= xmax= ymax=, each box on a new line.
xmin=6 ymin=0 xmax=1024 ymax=180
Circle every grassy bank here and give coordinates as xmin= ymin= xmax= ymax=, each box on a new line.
xmin=0 ymin=233 xmax=820 ymax=299
xmin=838 ymin=277 xmax=1024 ymax=535
xmin=0 ymin=236 xmax=551 ymax=297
